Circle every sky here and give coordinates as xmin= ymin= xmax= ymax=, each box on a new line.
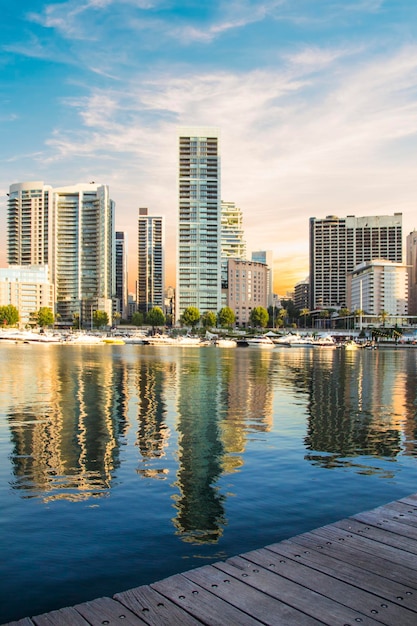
xmin=2 ymin=0 xmax=417 ymax=295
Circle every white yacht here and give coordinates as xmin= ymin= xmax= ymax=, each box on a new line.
xmin=246 ymin=336 xmax=276 ymax=349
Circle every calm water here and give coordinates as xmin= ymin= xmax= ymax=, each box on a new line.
xmin=1 ymin=343 xmax=417 ymax=622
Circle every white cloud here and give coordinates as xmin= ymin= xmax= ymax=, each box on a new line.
xmin=3 ymin=40 xmax=417 ymax=290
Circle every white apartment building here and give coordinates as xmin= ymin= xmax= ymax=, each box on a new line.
xmin=221 ymin=201 xmax=246 ymax=283
xmin=348 ymin=259 xmax=408 ymax=316
xmin=8 ymin=182 xmax=52 ymax=266
xmin=176 ymin=128 xmax=222 ymax=322
xmin=227 ymin=259 xmax=268 ymax=326
xmin=51 ymin=183 xmax=115 ymax=324
xmin=8 ymin=181 xmax=115 ymax=325
xmin=137 ymin=208 xmax=165 ymax=314
xmin=309 ymin=214 xmax=403 ymax=309
xmin=0 ymin=265 xmax=54 ymax=326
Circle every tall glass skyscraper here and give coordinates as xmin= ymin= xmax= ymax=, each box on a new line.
xmin=115 ymin=231 xmax=128 ymax=319
xmin=176 ymin=127 xmax=222 ymax=322
xmin=137 ymin=207 xmax=165 ymax=314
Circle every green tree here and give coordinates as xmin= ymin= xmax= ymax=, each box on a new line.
xmin=201 ymin=311 xmax=217 ymax=329
xmin=181 ymin=306 xmax=200 ymax=328
xmin=277 ymin=308 xmax=288 ymax=327
xmin=72 ymin=312 xmax=81 ymax=330
xmin=0 ymin=304 xmax=19 ymax=327
xmin=113 ymin=312 xmax=121 ymax=326
xmin=217 ymin=306 xmax=235 ymax=328
xmin=250 ymin=306 xmax=269 ymax=328
xmin=300 ymin=308 xmax=310 ymax=329
xmin=379 ymin=310 xmax=389 ymax=327
xmin=146 ymin=306 xmax=165 ymax=329
xmin=338 ymin=307 xmax=351 ymax=330
xmin=93 ymin=310 xmax=109 ymax=329
xmin=319 ymin=309 xmax=330 ymax=329
xmin=131 ymin=311 xmax=144 ymax=326
xmin=36 ymin=307 xmax=54 ymax=328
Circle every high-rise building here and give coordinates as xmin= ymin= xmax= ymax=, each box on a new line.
xmin=115 ymin=232 xmax=128 ymax=319
xmin=406 ymin=230 xmax=417 ymax=316
xmin=294 ymin=278 xmax=310 ymax=311
xmin=176 ymin=127 xmax=221 ymax=322
xmin=137 ymin=208 xmax=165 ymax=314
xmin=8 ymin=182 xmax=116 ymax=325
xmin=7 ymin=181 xmax=52 ymax=266
xmin=221 ymin=201 xmax=246 ymax=291
xmin=252 ymin=250 xmax=273 ymax=307
xmin=309 ymin=214 xmax=403 ymax=310
xmin=51 ymin=183 xmax=115 ymax=324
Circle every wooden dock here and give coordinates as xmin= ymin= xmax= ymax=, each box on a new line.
xmin=4 ymin=493 xmax=417 ymax=626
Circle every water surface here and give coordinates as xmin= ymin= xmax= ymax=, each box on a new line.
xmin=1 ymin=344 xmax=417 ymax=622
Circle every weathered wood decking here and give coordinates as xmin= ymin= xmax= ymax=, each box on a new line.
xmin=4 ymin=493 xmax=417 ymax=626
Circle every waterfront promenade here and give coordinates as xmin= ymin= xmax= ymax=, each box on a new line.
xmin=5 ymin=492 xmax=417 ymax=626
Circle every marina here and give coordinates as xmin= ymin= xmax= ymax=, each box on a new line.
xmin=1 ymin=344 xmax=417 ymax=623
xmin=4 ymin=492 xmax=417 ymax=625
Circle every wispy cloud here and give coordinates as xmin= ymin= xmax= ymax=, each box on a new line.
xmin=36 ymin=42 xmax=417 ymax=285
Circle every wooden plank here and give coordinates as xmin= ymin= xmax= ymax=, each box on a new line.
xmin=224 ymin=550 xmax=416 ymax=626
xmin=114 ymin=584 xmax=204 ymax=625
xmin=379 ymin=500 xmax=417 ymax=525
xmin=354 ymin=510 xmax=417 ymax=537
xmin=334 ymin=518 xmax=417 ymax=555
xmin=151 ymin=572 xmax=264 ymax=626
xmin=73 ymin=596 xmax=147 ymax=625
xmin=2 ymin=617 xmax=33 ymax=626
xmin=32 ymin=607 xmax=90 ymax=626
xmin=183 ymin=562 xmax=334 ymax=625
xmin=309 ymin=525 xmax=417 ymax=580
xmin=277 ymin=534 xmax=417 ymax=610
xmin=399 ymin=493 xmax=417 ymax=506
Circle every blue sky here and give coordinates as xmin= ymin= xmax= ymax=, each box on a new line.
xmin=2 ymin=0 xmax=417 ymax=292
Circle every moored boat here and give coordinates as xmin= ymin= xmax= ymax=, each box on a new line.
xmin=246 ymin=335 xmax=276 ymax=349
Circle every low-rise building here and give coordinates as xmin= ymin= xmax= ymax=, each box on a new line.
xmin=227 ymin=259 xmax=268 ymax=326
xmin=0 ymin=265 xmax=55 ymax=327
xmin=348 ymin=259 xmax=408 ymax=316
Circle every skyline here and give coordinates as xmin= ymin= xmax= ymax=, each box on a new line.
xmin=2 ymin=1 xmax=417 ymax=294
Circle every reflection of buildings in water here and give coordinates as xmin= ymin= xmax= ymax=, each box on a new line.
xmin=7 ymin=347 xmax=130 ymax=501
xmin=402 ymin=350 xmax=417 ymax=454
xmin=172 ymin=350 xmax=226 ymax=543
xmin=134 ymin=361 xmax=170 ymax=476
xmin=218 ymin=350 xmax=275 ymax=474
xmin=304 ymin=350 xmax=404 ymax=468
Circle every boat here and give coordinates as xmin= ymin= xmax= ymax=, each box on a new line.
xmin=245 ymin=336 xmax=276 ymax=349
xmin=143 ymin=334 xmax=177 ymax=345
xmin=273 ymin=333 xmax=312 ymax=346
xmin=65 ymin=333 xmax=105 ymax=345
xmin=340 ymin=339 xmax=359 ymax=350
xmin=311 ymin=335 xmax=336 ymax=348
xmin=214 ymin=338 xmax=237 ymax=348
xmin=102 ymin=337 xmax=126 ymax=345
xmin=0 ymin=330 xmax=63 ymax=344
xmin=144 ymin=334 xmax=204 ymax=347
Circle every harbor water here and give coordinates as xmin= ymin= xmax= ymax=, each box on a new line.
xmin=1 ymin=343 xmax=417 ymax=623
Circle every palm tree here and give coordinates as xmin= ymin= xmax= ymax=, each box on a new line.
xmin=300 ymin=308 xmax=310 ymax=329
xmin=319 ymin=309 xmax=329 ymax=329
xmin=379 ymin=310 xmax=389 ymax=327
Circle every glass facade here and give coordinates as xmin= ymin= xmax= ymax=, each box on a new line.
xmin=176 ymin=129 xmax=221 ymax=321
